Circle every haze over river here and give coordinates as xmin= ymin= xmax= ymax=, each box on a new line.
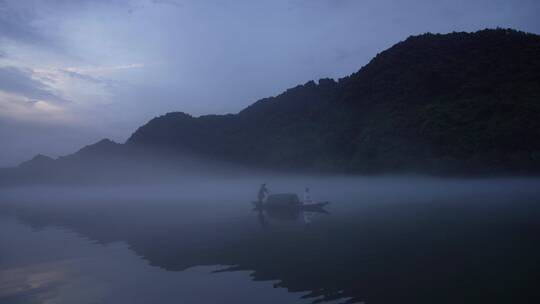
xmin=1 ymin=176 xmax=539 ymax=303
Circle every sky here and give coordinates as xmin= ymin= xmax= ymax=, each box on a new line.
xmin=1 ymin=0 xmax=539 ymax=166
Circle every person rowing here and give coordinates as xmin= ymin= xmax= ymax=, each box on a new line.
xmin=257 ymin=183 xmax=269 ymax=205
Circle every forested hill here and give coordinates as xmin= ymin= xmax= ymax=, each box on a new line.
xmin=126 ymin=29 xmax=540 ymax=174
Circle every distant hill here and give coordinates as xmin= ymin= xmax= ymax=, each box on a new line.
xmin=127 ymin=28 xmax=540 ymax=174
xmin=2 ymin=28 xmax=539 ymax=185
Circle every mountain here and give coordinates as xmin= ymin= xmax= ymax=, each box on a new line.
xmin=2 ymin=28 xmax=539 ymax=185
xmin=127 ymin=28 xmax=540 ymax=174
xmin=17 ymin=154 xmax=55 ymax=169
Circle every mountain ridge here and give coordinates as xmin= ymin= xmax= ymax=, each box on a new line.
xmin=126 ymin=28 xmax=540 ymax=174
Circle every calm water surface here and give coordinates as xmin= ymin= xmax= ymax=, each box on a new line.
xmin=1 ymin=176 xmax=539 ymax=303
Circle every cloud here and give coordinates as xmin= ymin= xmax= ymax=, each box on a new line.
xmin=63 ymin=63 xmax=147 ymax=74
xmin=0 ymin=66 xmax=68 ymax=103
xmin=0 ymin=1 xmax=45 ymax=45
xmin=0 ymin=90 xmax=70 ymax=127
xmin=0 ymin=0 xmax=139 ymax=54
xmin=58 ymin=69 xmax=105 ymax=84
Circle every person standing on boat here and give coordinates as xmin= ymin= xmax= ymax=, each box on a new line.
xmin=303 ymin=187 xmax=313 ymax=205
xmin=258 ymin=183 xmax=269 ymax=205
xmin=302 ymin=187 xmax=314 ymax=224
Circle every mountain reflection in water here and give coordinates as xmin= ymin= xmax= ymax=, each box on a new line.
xmin=1 ymin=177 xmax=539 ymax=304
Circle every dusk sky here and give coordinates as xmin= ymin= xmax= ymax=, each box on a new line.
xmin=1 ymin=0 xmax=539 ymax=166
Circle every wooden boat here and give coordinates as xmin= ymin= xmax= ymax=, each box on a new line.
xmin=252 ymin=193 xmax=330 ymax=212
xmin=301 ymin=201 xmax=330 ymax=211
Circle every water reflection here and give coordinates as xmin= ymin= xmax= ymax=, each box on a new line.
xmin=1 ymin=178 xmax=539 ymax=304
xmin=0 ymin=218 xmax=317 ymax=304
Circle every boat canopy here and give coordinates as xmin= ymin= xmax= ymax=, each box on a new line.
xmin=266 ymin=193 xmax=300 ymax=206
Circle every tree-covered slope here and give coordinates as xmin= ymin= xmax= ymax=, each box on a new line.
xmin=127 ymin=29 xmax=540 ymax=174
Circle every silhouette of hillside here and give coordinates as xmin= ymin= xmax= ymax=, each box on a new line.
xmin=127 ymin=29 xmax=540 ymax=174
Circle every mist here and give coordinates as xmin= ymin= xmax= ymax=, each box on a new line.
xmin=2 ymin=174 xmax=539 ymax=203
xmin=1 ymin=175 xmax=539 ymax=303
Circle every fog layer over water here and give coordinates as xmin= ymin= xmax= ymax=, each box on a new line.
xmin=1 ymin=175 xmax=539 ymax=303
